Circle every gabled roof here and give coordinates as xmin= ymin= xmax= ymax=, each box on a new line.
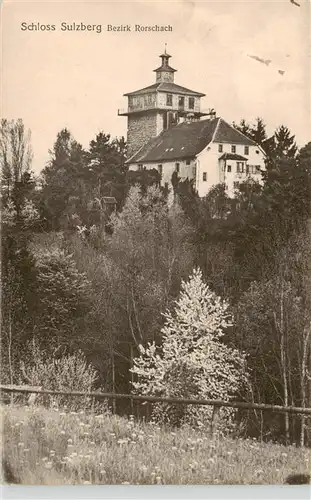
xmin=127 ymin=118 xmax=219 ymax=163
xmin=127 ymin=117 xmax=260 ymax=164
xmin=214 ymin=120 xmax=256 ymax=146
xmin=124 ymin=82 xmax=205 ymax=97
xmin=219 ymin=153 xmax=248 ymax=161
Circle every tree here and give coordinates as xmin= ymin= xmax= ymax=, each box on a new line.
xmin=0 ymin=118 xmax=34 ymax=208
xmin=0 ymin=119 xmax=38 ymax=386
xmin=86 ymin=132 xmax=127 ymax=205
xmin=233 ymin=117 xmax=267 ymax=146
xmin=33 ymin=248 xmax=92 ymax=352
xmin=273 ymin=125 xmax=297 ymax=160
xmin=131 ymin=269 xmax=248 ymax=430
xmin=40 ymin=129 xmax=89 ymax=229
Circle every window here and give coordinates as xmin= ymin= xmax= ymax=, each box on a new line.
xmin=244 ymin=146 xmax=249 ymax=155
xmin=234 ymin=181 xmax=240 ymax=190
xmin=203 ymin=172 xmax=207 ymax=182
xmin=227 ymin=165 xmax=232 ymax=173
xmin=138 ymin=164 xmax=143 ymax=171
xmin=188 ymin=97 xmax=195 ymax=110
xmin=158 ymin=164 xmax=163 ymax=176
xmin=166 ymin=94 xmax=172 ymax=106
xmin=186 ymin=159 xmax=191 ymax=165
xmin=231 ymin=145 xmax=236 ymax=153
xmin=218 ymin=144 xmax=223 ymax=153
xmin=255 ymin=165 xmax=261 ymax=173
xmin=175 ymin=162 xmax=180 ymax=173
xmin=178 ymin=96 xmax=185 ymax=108
xmin=236 ymin=162 xmax=244 ymax=173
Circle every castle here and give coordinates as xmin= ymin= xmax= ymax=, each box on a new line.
xmin=118 ymin=49 xmax=266 ymax=197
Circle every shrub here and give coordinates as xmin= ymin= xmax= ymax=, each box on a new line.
xmin=19 ymin=341 xmax=103 ymax=411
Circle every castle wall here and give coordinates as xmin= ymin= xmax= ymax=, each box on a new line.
xmin=127 ymin=113 xmax=159 ymax=159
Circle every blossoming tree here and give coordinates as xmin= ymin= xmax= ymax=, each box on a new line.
xmin=131 ymin=268 xmax=249 ymax=430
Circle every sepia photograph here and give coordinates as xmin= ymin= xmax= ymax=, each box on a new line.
xmin=1 ymin=0 xmax=311 ymax=492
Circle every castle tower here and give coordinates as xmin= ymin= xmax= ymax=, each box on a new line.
xmin=118 ymin=49 xmax=207 ymax=159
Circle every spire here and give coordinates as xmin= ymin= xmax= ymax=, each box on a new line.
xmin=153 ymin=46 xmax=177 ymax=82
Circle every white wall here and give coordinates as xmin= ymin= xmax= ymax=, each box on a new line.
xmin=197 ymin=142 xmax=266 ymax=197
xmin=157 ymin=92 xmax=200 ymax=112
xmin=129 ymin=141 xmax=266 ymax=198
xmin=129 ymin=159 xmax=195 ymax=187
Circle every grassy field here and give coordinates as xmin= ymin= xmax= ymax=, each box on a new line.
xmin=1 ymin=404 xmax=310 ymax=485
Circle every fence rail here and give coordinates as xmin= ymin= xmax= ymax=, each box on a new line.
xmin=1 ymin=385 xmax=311 ymax=416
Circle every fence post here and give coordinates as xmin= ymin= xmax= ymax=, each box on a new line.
xmin=209 ymin=405 xmax=220 ymax=438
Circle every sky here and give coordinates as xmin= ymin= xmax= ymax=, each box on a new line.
xmin=2 ymin=0 xmax=310 ymax=174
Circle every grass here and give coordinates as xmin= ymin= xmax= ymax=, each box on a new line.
xmin=1 ymin=404 xmax=310 ymax=485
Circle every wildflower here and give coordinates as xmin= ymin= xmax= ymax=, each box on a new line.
xmin=141 ymin=466 xmax=148 ymax=473
xmin=150 ymin=472 xmax=156 ymax=477
xmin=170 ymin=432 xmax=176 ymax=436
xmin=156 ymin=476 xmax=162 ymax=484
xmin=45 ymin=462 xmax=53 ymax=470
xmin=67 ymin=439 xmax=73 ymax=444
xmin=42 ymin=457 xmax=48 ymax=462
xmin=172 ymin=447 xmax=177 ymax=451
xmin=71 ymin=452 xmax=77 ymax=457
xmin=281 ymin=452 xmax=288 ymax=458
xmin=100 ymin=469 xmax=106 ymax=475
xmin=90 ymin=441 xmax=95 ymax=445
xmin=122 ymin=482 xmax=130 ymax=485
xmin=59 ymin=413 xmax=66 ymax=416
xmin=83 ymin=432 xmax=89 ymax=437
xmin=83 ymin=481 xmax=91 ymax=485
xmin=208 ymin=458 xmax=215 ymax=464
xmin=18 ymin=442 xmax=24 ymax=447
xmin=23 ymin=448 xmax=30 ymax=452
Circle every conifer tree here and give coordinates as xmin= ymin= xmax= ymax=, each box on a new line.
xmin=131 ymin=269 xmax=248 ymax=430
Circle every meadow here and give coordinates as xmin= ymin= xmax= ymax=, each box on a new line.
xmin=1 ymin=404 xmax=310 ymax=485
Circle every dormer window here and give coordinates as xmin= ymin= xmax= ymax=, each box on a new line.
xmin=166 ymin=94 xmax=173 ymax=106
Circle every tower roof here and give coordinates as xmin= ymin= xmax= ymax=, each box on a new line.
xmin=153 ymin=46 xmax=177 ymax=73
xmin=124 ymin=81 xmax=205 ymax=97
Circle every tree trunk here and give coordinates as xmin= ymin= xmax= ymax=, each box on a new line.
xmin=300 ymin=323 xmax=310 ymax=447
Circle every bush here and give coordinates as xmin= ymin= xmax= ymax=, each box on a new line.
xmin=19 ymin=341 xmax=104 ymax=411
